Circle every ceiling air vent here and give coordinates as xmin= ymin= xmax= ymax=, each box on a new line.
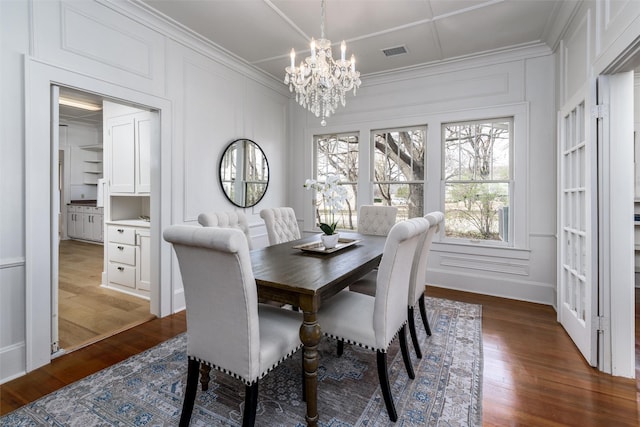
xmin=382 ymin=45 xmax=408 ymax=57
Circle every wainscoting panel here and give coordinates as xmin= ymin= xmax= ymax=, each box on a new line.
xmin=180 ymin=56 xmax=243 ymax=222
xmin=562 ymin=9 xmax=590 ymax=103
xmin=32 ymin=1 xmax=166 ymax=96
xmin=345 ymin=60 xmax=524 ymax=121
xmin=0 ymin=261 xmax=26 ymax=384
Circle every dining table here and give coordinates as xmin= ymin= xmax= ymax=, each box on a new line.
xmin=251 ymin=231 xmax=387 ymax=426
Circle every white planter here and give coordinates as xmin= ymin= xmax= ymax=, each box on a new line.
xmin=321 ymin=233 xmax=340 ymax=249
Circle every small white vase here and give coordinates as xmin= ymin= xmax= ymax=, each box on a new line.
xmin=321 ymin=233 xmax=340 ymax=249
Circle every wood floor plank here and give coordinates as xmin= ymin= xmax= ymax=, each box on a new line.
xmin=1 ymin=286 xmax=638 ymax=426
xmin=57 ymin=239 xmax=152 ymax=350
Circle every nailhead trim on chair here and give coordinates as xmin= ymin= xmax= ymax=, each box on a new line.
xmin=188 ymin=343 xmax=303 ymax=386
xmin=322 ymin=322 xmax=406 ymax=353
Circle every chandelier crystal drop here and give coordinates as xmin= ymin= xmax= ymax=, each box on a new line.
xmin=284 ymin=0 xmax=361 ymax=126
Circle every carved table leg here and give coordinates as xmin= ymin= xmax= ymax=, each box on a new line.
xmin=300 ymin=310 xmax=321 ymax=427
xmin=199 ymin=364 xmax=211 ymax=391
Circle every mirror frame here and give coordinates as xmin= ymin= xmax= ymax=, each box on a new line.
xmin=219 ymin=138 xmax=269 ymax=208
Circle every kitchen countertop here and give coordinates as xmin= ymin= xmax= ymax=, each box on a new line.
xmin=68 ymin=200 xmax=98 ymax=206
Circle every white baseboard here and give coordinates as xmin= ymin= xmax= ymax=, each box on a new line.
xmin=427 ymin=267 xmax=555 ymax=305
xmin=0 ymin=342 xmax=26 ymax=385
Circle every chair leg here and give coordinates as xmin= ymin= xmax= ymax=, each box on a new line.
xmin=399 ymin=325 xmax=415 ymax=379
xmin=337 ymin=339 xmax=344 ymax=357
xmin=243 ymin=382 xmax=258 ymax=427
xmin=376 ymin=351 xmax=398 ymax=422
xmin=179 ymin=359 xmax=200 ymax=427
xmin=419 ymin=294 xmax=432 ymax=336
xmin=407 ymin=307 xmax=422 ymax=359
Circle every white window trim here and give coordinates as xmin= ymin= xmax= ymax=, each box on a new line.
xmin=428 ymin=103 xmax=529 ymax=252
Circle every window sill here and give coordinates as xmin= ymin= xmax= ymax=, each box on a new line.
xmin=433 ymin=240 xmax=530 ymax=260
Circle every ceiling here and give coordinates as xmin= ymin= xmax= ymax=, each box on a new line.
xmin=58 ymin=87 xmax=103 ymax=126
xmin=58 ymin=0 xmax=581 ymax=123
xmin=140 ymin=0 xmax=577 ymax=80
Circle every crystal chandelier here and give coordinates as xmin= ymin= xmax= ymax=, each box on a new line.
xmin=284 ymin=0 xmax=361 ymax=126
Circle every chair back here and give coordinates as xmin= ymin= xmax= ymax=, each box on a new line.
xmin=409 ymin=211 xmax=444 ymax=307
xmin=163 ymin=225 xmax=261 ymax=383
xmin=259 ymin=207 xmax=301 ymax=245
xmin=373 ymin=217 xmax=429 ymax=348
xmin=197 ymin=211 xmax=252 ymax=250
xmin=357 ymin=205 xmax=399 ymax=236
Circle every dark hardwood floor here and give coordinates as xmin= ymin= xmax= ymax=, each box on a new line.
xmin=1 ymin=287 xmax=639 ymax=425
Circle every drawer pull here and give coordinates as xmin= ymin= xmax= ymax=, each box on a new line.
xmin=117 ymin=228 xmax=125 ymax=233
xmin=117 ymin=266 xmax=125 ymax=272
xmin=117 ymin=246 xmax=124 ymax=250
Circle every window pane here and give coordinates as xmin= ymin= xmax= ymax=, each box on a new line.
xmin=373 ymin=183 xmax=424 ymax=220
xmin=444 ymin=182 xmax=510 ymax=241
xmin=443 ymin=118 xmax=512 ymax=244
xmin=444 ymin=120 xmax=511 ymax=181
xmin=314 ymin=133 xmax=359 ymax=231
xmin=316 ymin=133 xmax=358 ymax=182
xmin=372 ymin=127 xmax=426 ymax=219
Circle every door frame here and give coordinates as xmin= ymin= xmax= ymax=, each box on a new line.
xmin=24 ymin=58 xmax=174 ymax=372
xmin=596 ymin=72 xmax=635 ymax=377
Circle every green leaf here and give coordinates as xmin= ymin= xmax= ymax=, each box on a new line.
xmin=319 ymin=222 xmax=337 ymax=235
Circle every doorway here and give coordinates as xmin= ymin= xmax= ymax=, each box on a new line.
xmin=53 ymin=86 xmax=153 ymax=355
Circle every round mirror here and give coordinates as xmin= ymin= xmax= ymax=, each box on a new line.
xmin=219 ymin=138 xmax=269 ymax=207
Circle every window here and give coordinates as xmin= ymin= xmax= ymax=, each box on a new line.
xmin=372 ymin=126 xmax=426 ymax=220
xmin=314 ymin=132 xmax=359 ymax=230
xmin=443 ymin=118 xmax=512 ymax=243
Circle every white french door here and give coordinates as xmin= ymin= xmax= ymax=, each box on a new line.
xmin=558 ymin=90 xmax=598 ymax=366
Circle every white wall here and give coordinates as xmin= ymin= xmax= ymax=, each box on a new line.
xmin=0 ymin=0 xmax=290 ymax=383
xmin=289 ymin=47 xmax=558 ymax=305
xmin=555 ymin=0 xmax=640 ymax=377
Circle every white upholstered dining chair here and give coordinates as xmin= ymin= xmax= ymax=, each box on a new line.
xmin=406 ymin=211 xmax=443 ymax=358
xmin=197 ymin=211 xmax=252 ymax=249
xmin=349 ymin=211 xmax=444 ymax=359
xmin=316 ymin=217 xmax=429 ymax=422
xmin=349 ymin=205 xmax=398 ymax=295
xmin=259 ymin=207 xmax=301 ymax=245
xmin=357 ymin=205 xmax=398 ymax=236
xmin=163 ymin=225 xmax=303 ymax=427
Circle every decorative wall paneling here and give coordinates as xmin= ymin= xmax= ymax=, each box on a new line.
xmin=556 ymin=0 xmax=640 ymax=377
xmin=32 ymin=1 xmax=166 ymax=96
xmin=1 ymin=0 xmax=289 ymax=384
xmin=561 ymin=10 xmax=591 ymax=104
xmin=292 ymin=57 xmax=552 ymax=303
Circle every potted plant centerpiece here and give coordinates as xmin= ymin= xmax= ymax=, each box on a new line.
xmin=304 ymin=175 xmax=348 ymax=249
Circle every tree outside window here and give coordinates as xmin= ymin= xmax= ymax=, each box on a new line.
xmin=314 ymin=133 xmax=359 ymax=230
xmin=443 ymin=118 xmax=512 ymax=242
xmin=372 ymin=127 xmax=426 ymax=221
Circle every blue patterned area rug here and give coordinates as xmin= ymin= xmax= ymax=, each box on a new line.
xmin=2 ymin=297 xmax=482 ymax=426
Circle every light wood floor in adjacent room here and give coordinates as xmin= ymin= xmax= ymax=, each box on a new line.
xmin=58 ymin=239 xmax=154 ymax=352
xmin=2 ymin=287 xmax=639 ymax=425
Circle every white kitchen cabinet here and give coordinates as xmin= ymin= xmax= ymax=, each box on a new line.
xmin=82 ymin=207 xmax=103 ymax=241
xmin=66 ymin=205 xmax=82 ymax=239
xmin=136 ymin=229 xmax=151 ymax=291
xmin=66 ymin=205 xmax=103 ymax=242
xmin=107 ymin=111 xmax=151 ymax=194
xmin=105 ymin=223 xmax=150 ymax=298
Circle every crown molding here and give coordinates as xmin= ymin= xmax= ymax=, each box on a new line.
xmin=98 ymin=0 xmax=290 ymax=96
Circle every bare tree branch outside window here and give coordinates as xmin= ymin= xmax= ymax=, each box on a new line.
xmin=443 ymin=118 xmax=512 ymax=242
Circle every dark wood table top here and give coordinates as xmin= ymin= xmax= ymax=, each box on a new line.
xmin=251 ymin=232 xmax=386 ymax=308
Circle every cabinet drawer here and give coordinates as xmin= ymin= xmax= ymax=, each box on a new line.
xmin=108 ymin=262 xmax=136 ymax=288
xmin=109 ymin=243 xmax=136 ymax=266
xmin=108 ymin=226 xmax=136 ymax=244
